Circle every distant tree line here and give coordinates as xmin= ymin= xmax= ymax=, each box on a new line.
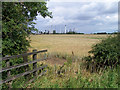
xmin=93 ymin=32 xmax=118 ymax=34
xmin=32 ymin=30 xmax=84 ymax=35
xmin=32 ymin=30 xmax=119 ymax=35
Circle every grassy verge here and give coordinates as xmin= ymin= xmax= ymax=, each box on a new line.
xmin=16 ymin=53 xmax=118 ymax=88
xmin=23 ymin=53 xmax=118 ymax=88
xmin=2 ymin=52 xmax=119 ymax=88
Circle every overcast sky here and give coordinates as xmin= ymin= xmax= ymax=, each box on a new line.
xmin=34 ymin=1 xmax=118 ymax=34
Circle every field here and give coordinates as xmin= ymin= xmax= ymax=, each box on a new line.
xmin=30 ymin=34 xmax=109 ymax=57
xmin=21 ymin=34 xmax=118 ymax=88
xmin=4 ymin=34 xmax=118 ymax=88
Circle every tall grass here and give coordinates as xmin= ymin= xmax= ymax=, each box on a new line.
xmin=23 ymin=58 xmax=118 ymax=88
xmin=19 ymin=53 xmax=118 ymax=88
xmin=2 ymin=52 xmax=118 ymax=88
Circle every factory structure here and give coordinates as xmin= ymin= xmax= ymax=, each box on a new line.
xmin=33 ymin=25 xmax=117 ymax=35
xmin=34 ymin=25 xmax=78 ymax=35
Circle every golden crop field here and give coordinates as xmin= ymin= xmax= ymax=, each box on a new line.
xmin=30 ymin=34 xmax=109 ymax=57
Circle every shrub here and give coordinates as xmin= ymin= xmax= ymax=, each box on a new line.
xmin=2 ymin=2 xmax=52 ymax=56
xmin=84 ymin=34 xmax=120 ymax=69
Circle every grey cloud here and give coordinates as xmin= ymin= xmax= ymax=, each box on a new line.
xmin=98 ymin=2 xmax=118 ymax=15
xmin=34 ymin=2 xmax=118 ymax=34
xmin=73 ymin=12 xmax=96 ymax=20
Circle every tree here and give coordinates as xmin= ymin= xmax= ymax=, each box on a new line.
xmin=53 ymin=30 xmax=56 ymax=34
xmin=2 ymin=2 xmax=52 ymax=56
xmin=47 ymin=30 xmax=50 ymax=34
xmin=66 ymin=30 xmax=76 ymax=34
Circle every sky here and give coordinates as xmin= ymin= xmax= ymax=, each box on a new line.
xmin=34 ymin=0 xmax=118 ymax=34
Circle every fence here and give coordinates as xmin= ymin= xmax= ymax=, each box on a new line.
xmin=0 ymin=49 xmax=48 ymax=87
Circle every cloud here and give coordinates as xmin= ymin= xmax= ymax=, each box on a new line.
xmin=46 ymin=16 xmax=65 ymax=25
xmin=49 ymin=0 xmax=119 ymax=2
xmin=34 ymin=1 xmax=118 ymax=33
xmin=100 ymin=2 xmax=118 ymax=14
xmin=96 ymin=23 xmax=103 ymax=26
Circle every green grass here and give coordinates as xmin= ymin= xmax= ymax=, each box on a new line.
xmin=86 ymin=37 xmax=104 ymax=39
xmin=4 ymin=53 xmax=117 ymax=88
xmin=23 ymin=65 xmax=118 ymax=88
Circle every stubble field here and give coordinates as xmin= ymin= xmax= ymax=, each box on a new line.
xmin=30 ymin=34 xmax=108 ymax=57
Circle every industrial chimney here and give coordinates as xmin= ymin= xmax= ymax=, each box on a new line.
xmin=65 ymin=25 xmax=66 ymax=34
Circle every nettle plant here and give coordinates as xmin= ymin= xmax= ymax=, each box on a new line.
xmin=84 ymin=34 xmax=120 ymax=69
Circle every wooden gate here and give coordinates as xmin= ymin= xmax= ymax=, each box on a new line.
xmin=0 ymin=49 xmax=48 ymax=87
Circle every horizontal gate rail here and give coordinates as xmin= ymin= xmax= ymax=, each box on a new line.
xmin=2 ymin=50 xmax=47 ymax=61
xmin=1 ymin=49 xmax=48 ymax=87
xmin=1 ymin=58 xmax=47 ymax=73
xmin=0 ymin=65 xmax=47 ymax=84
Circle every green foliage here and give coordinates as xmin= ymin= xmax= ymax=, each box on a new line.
xmin=2 ymin=58 xmax=25 ymax=80
xmin=66 ymin=31 xmax=84 ymax=34
xmin=53 ymin=30 xmax=56 ymax=34
xmin=14 ymin=65 xmax=118 ymax=88
xmin=66 ymin=30 xmax=76 ymax=34
xmin=2 ymin=3 xmax=52 ymax=85
xmin=84 ymin=34 xmax=120 ymax=69
xmin=65 ymin=67 xmax=118 ymax=88
xmin=2 ymin=2 xmax=52 ymax=56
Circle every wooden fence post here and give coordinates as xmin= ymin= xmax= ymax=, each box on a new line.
xmin=72 ymin=51 xmax=75 ymax=62
xmin=6 ymin=55 xmax=11 ymax=88
xmin=33 ymin=49 xmax=37 ymax=77
xmin=23 ymin=54 xmax=29 ymax=79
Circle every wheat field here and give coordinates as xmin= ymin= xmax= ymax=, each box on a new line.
xmin=30 ymin=34 xmax=108 ymax=57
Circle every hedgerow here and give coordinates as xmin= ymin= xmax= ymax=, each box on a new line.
xmin=84 ymin=34 xmax=120 ymax=70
